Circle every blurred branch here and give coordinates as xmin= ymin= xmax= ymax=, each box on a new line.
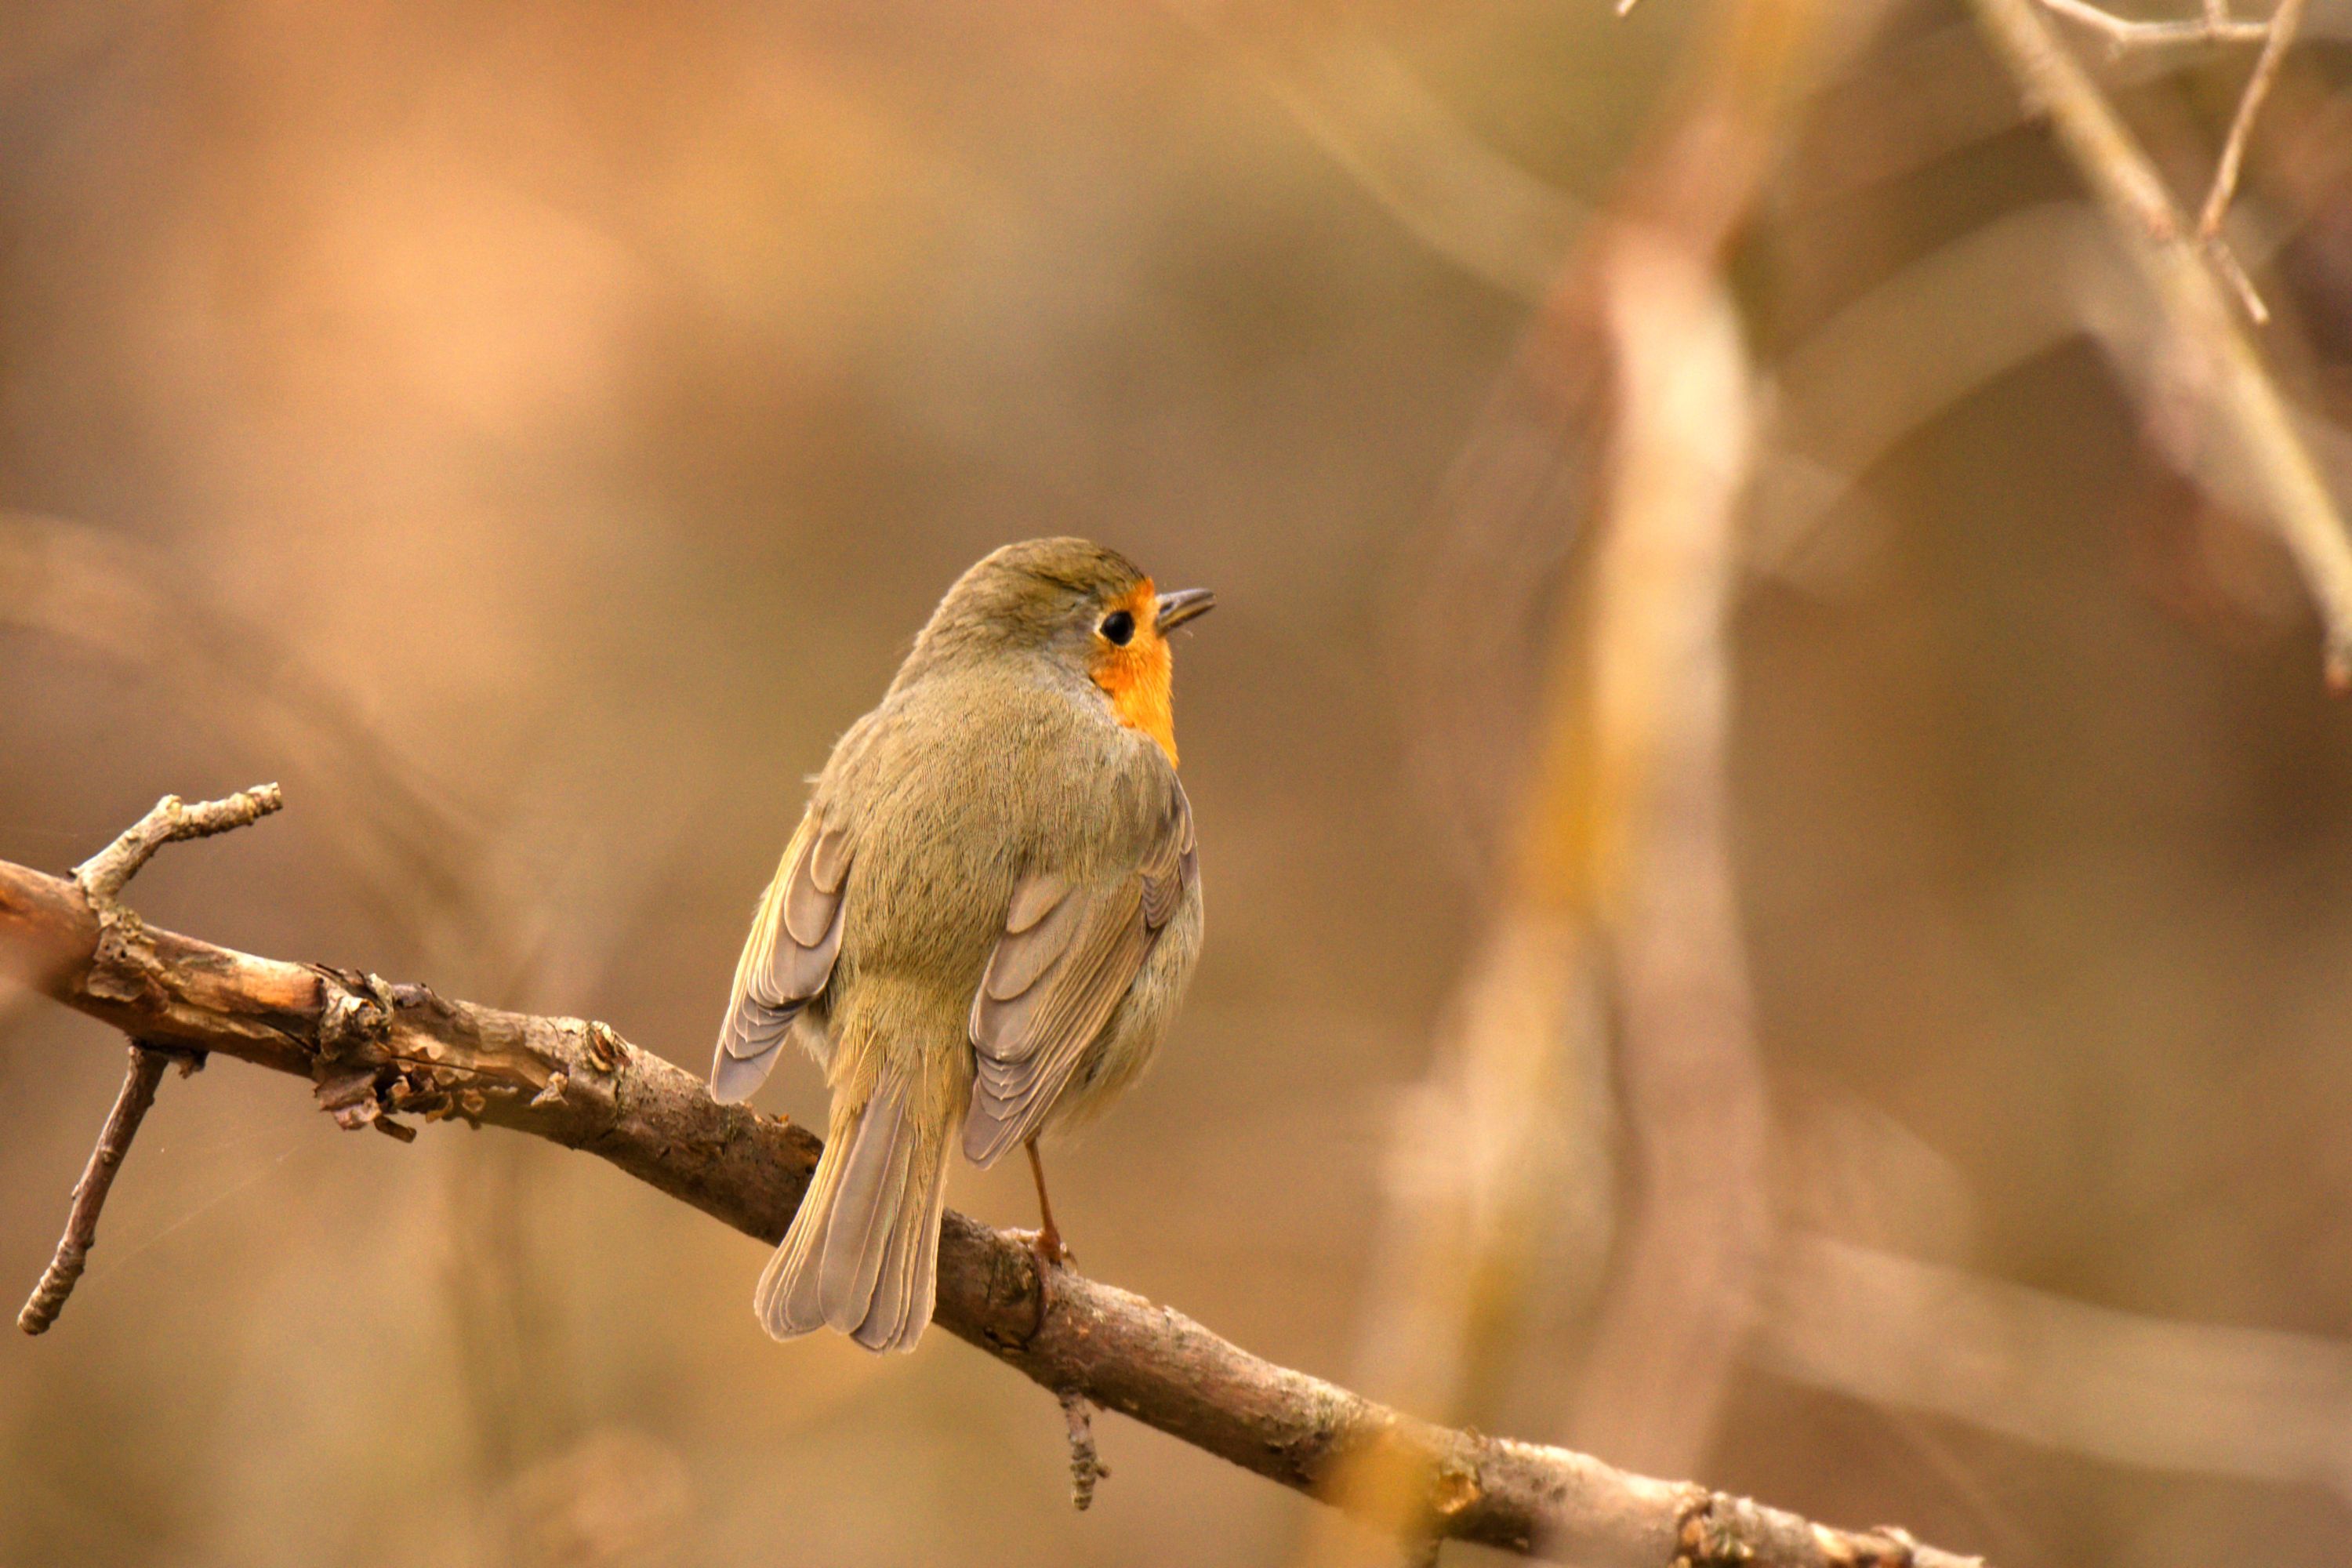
xmin=1969 ymin=0 xmax=2352 ymax=680
xmin=0 ymin=800 xmax=1980 ymax=1568
xmin=1751 ymin=201 xmax=2118 ymax=579
xmin=2196 ymin=0 xmax=2310 ymax=243
xmin=1178 ymin=15 xmax=1579 ymax=301
xmin=1341 ymin=9 xmax=1838 ymax=1550
xmin=2038 ymin=0 xmax=2269 ymax=47
xmin=1759 ymin=1234 xmax=2352 ymax=1497
xmin=1559 ymin=240 xmax=1769 ymax=1477
xmin=1754 ymin=192 xmax=2352 ymax=618
xmin=0 ymin=513 xmax=497 ymax=951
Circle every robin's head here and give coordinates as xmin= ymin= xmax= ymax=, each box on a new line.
xmin=902 ymin=538 xmax=1214 ymax=764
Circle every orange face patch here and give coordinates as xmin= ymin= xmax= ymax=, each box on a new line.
xmin=1089 ymin=579 xmax=1179 ymax=766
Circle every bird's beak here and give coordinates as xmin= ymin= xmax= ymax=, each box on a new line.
xmin=1155 ymin=587 xmax=1215 ymax=631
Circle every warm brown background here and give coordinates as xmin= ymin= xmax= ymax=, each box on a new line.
xmin=5 ymin=2 xmax=2352 ymax=1565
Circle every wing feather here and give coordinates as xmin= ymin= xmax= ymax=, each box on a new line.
xmin=962 ymin=782 xmax=1195 ymax=1165
xmin=710 ymin=808 xmax=850 ymax=1102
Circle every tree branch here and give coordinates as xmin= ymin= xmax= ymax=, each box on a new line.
xmin=1971 ymin=0 xmax=2352 ymax=682
xmin=0 ymin=803 xmax=1978 ymax=1567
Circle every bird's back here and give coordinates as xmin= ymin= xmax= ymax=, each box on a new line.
xmin=814 ymin=662 xmax=1175 ymax=1031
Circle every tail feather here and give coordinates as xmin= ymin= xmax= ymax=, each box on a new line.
xmin=755 ymin=1068 xmax=951 ymax=1352
xmin=851 ymin=1136 xmax=949 ymax=1351
xmin=821 ymin=1085 xmax=914 ymax=1332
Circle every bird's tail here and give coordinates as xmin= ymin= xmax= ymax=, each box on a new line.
xmin=755 ymin=1052 xmax=955 ymax=1352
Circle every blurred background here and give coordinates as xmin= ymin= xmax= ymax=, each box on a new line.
xmin=5 ymin=0 xmax=2352 ymax=1564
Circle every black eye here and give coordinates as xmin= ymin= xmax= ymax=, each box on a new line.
xmin=1098 ymin=609 xmax=1135 ymax=646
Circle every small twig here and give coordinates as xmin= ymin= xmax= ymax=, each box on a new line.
xmin=16 ymin=1043 xmax=171 ymax=1334
xmin=73 ymin=782 xmax=283 ymax=907
xmin=2206 ymin=232 xmax=2273 ymax=323
xmin=2197 ymin=0 xmax=2310 ymax=241
xmin=1058 ymin=1388 xmax=1109 ymax=1512
xmin=2038 ymin=0 xmax=2270 ymax=47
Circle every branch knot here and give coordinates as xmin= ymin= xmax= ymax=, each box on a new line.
xmin=314 ymin=966 xmax=394 ymax=1059
xmin=1677 ymin=1494 xmax=1758 ymax=1568
xmin=310 ymin=967 xmax=416 ymax=1140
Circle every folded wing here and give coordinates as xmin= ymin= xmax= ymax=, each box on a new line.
xmin=710 ymin=808 xmax=851 ymax=1102
xmin=964 ymin=782 xmax=1195 ymax=1165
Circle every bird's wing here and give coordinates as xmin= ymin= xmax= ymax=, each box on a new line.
xmin=964 ymin=780 xmax=1195 ymax=1166
xmin=710 ymin=807 xmax=852 ymax=1102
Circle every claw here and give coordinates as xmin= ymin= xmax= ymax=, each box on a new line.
xmin=1011 ymin=1225 xmax=1073 ymax=1338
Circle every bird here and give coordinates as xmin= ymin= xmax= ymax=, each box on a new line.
xmin=709 ymin=538 xmax=1211 ymax=1352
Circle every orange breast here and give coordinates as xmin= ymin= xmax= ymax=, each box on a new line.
xmin=1091 ymin=581 xmax=1179 ymax=766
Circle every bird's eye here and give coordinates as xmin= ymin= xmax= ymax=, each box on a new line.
xmin=1099 ymin=609 xmax=1135 ymax=646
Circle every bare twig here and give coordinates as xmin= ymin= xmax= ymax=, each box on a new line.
xmin=15 ymin=785 xmax=283 ymax=1334
xmin=15 ymin=1042 xmax=171 ymax=1334
xmin=73 ymin=783 xmax=284 ymax=906
xmin=2205 ymin=230 xmax=2274 ymax=322
xmin=2038 ymin=0 xmax=2270 ymax=47
xmin=1058 ymin=1389 xmax=1109 ymax=1512
xmin=2196 ymin=0 xmax=2310 ymax=242
xmin=1971 ymin=0 xmax=2352 ymax=683
xmin=0 ymin=798 xmax=1980 ymax=1567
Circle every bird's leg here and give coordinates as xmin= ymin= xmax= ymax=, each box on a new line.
xmin=1024 ymin=1138 xmax=1072 ymax=1269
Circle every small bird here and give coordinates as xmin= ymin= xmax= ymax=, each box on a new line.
xmin=710 ymin=539 xmax=1210 ymax=1352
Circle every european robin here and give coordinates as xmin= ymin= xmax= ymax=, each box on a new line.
xmin=710 ymin=538 xmax=1211 ymax=1352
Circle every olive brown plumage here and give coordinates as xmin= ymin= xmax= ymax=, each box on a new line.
xmin=710 ymin=539 xmax=1210 ymax=1352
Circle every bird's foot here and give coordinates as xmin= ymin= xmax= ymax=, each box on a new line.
xmin=1018 ymin=1222 xmax=1073 ymax=1272
xmin=1010 ymin=1225 xmax=1075 ymax=1338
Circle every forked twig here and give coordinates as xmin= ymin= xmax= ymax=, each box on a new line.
xmin=2033 ymin=0 xmax=2310 ymax=325
xmin=15 ymin=784 xmax=281 ymax=1334
xmin=1973 ymin=0 xmax=2352 ymax=683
